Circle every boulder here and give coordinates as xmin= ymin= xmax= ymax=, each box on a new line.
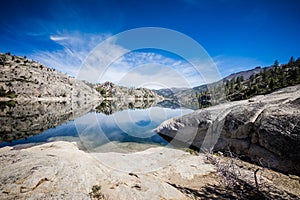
xmin=155 ymin=85 xmax=300 ymax=175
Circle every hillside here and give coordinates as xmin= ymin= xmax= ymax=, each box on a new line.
xmin=154 ymin=70 xmax=260 ymax=107
xmin=223 ymin=66 xmax=263 ymax=81
xmin=224 ymin=57 xmax=300 ymax=101
xmin=157 ymin=57 xmax=300 ymax=108
xmin=94 ymin=81 xmax=164 ymax=101
xmin=0 ymin=52 xmax=101 ymax=102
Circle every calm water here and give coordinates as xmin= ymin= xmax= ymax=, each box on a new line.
xmin=0 ymin=102 xmax=193 ymax=152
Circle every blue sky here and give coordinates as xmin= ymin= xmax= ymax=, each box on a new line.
xmin=0 ymin=0 xmax=299 ymax=87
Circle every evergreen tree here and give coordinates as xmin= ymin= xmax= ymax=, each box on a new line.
xmin=240 ymin=75 xmax=244 ymax=82
xmin=250 ymin=74 xmax=255 ymax=82
xmin=204 ymin=57 xmax=300 ymax=103
xmin=274 ymin=59 xmax=279 ymax=67
xmin=289 ymin=56 xmax=295 ymax=65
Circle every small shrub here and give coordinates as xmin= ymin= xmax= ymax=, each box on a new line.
xmin=6 ymin=100 xmax=16 ymax=107
xmin=89 ymin=185 xmax=106 ymax=200
xmin=5 ymin=90 xmax=17 ymax=99
xmin=184 ymin=148 xmax=199 ymax=156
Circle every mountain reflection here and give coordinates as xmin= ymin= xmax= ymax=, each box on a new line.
xmin=95 ymin=99 xmax=159 ymax=115
xmin=0 ymin=99 xmax=174 ymax=143
xmin=0 ymin=100 xmax=95 ymax=143
xmin=0 ymin=99 xmax=193 ymax=146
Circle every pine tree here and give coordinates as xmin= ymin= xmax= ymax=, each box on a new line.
xmin=274 ymin=59 xmax=279 ymax=67
xmin=250 ymin=74 xmax=255 ymax=83
xmin=289 ymin=56 xmax=295 ymax=65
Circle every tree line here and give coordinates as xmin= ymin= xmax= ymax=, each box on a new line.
xmin=197 ymin=56 xmax=300 ymax=105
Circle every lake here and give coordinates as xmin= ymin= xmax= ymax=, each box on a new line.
xmin=0 ymin=100 xmax=193 ymax=152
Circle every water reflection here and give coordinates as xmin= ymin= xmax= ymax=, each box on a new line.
xmin=0 ymin=100 xmax=95 ymax=143
xmin=0 ymin=99 xmax=193 ymax=151
xmin=95 ymin=99 xmax=159 ymax=115
xmin=77 ymin=106 xmax=192 ymax=152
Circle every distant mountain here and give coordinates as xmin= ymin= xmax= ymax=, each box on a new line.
xmin=223 ymin=66 xmax=263 ymax=81
xmin=94 ymin=81 xmax=164 ymax=101
xmin=154 ymin=88 xmax=188 ymax=100
xmin=156 ymin=66 xmax=265 ymax=98
xmin=155 ymin=60 xmax=300 ymax=107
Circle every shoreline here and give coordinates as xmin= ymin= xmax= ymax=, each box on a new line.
xmin=0 ymin=141 xmax=299 ymax=199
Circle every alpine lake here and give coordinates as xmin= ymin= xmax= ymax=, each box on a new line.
xmin=0 ymin=99 xmax=196 ymax=153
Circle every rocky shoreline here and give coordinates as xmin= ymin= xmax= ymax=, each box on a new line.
xmin=155 ymin=84 xmax=300 ymax=175
xmin=0 ymin=141 xmax=299 ymax=199
xmin=0 ymin=141 xmax=213 ymax=199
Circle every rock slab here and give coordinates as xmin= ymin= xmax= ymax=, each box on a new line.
xmin=155 ymin=85 xmax=300 ymax=175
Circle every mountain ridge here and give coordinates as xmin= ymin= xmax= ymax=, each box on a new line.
xmin=156 ymin=57 xmax=300 ymax=107
xmin=2 ymin=52 xmax=298 ymax=109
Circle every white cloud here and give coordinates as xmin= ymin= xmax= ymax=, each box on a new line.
xmin=95 ymin=51 xmax=212 ymax=89
xmin=30 ymin=32 xmax=109 ymax=77
xmin=30 ymin=31 xmax=221 ymax=88
xmin=117 ymin=64 xmax=191 ymax=89
xmin=71 ymin=36 xmax=210 ymax=88
xmin=78 ymin=37 xmax=129 ymax=83
xmin=49 ymin=36 xmax=69 ymax=41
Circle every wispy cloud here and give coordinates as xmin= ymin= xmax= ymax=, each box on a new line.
xmin=30 ymin=32 xmax=109 ymax=76
xmin=30 ymin=32 xmax=221 ymax=89
xmin=94 ymin=50 xmax=212 ymax=89
xmin=49 ymin=36 xmax=69 ymax=41
xmin=116 ymin=64 xmax=191 ymax=89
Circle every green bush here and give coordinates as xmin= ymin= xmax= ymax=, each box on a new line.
xmin=89 ymin=185 xmax=106 ymax=199
xmin=6 ymin=90 xmax=17 ymax=99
